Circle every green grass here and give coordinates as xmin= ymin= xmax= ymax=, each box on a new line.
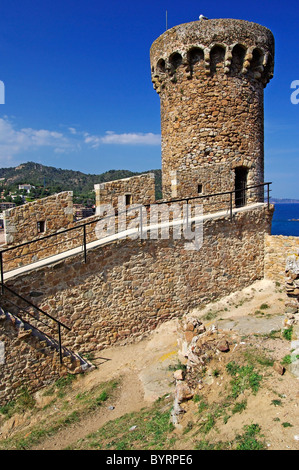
xmin=198 ymin=413 xmax=215 ymax=434
xmin=69 ymin=395 xmax=175 ymax=450
xmin=0 ymin=400 xmax=16 ymax=418
xmin=282 ymin=327 xmax=293 ymax=341
xmin=0 ymin=331 xmax=291 ymax=452
xmin=0 ymin=387 xmax=35 ymax=419
xmin=195 ymin=439 xmax=230 ymax=450
xmin=202 ymin=309 xmax=222 ymax=321
xmin=0 ymin=379 xmax=119 ymax=450
xmin=281 ymin=354 xmax=299 ymax=365
xmin=260 ymin=303 xmax=270 ymax=310
xmin=235 ymin=424 xmax=266 ymax=450
xmin=226 ymin=362 xmax=262 ymax=398
xmin=197 ymin=397 xmax=209 ymax=415
xmin=271 ymin=399 xmax=283 ymax=407
xmin=190 ymin=356 xmax=265 ymax=442
xmin=43 ymin=373 xmax=78 ymax=398
xmin=168 ymin=360 xmax=187 ymax=372
xmin=243 ymin=347 xmax=274 ymax=367
xmin=194 ymin=424 xmax=265 ymax=450
xmin=232 ymin=400 xmax=247 ymax=414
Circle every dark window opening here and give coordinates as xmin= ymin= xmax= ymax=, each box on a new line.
xmin=169 ymin=52 xmax=182 ymax=70
xmin=231 ymin=44 xmax=246 ymax=74
xmin=210 ymin=45 xmax=225 ymax=75
xmin=157 ymin=58 xmax=166 ymax=73
xmin=125 ymin=194 xmax=132 ymax=206
xmin=188 ymin=47 xmax=204 ymax=66
xmin=198 ymin=184 xmax=203 ymax=194
xmin=37 ymin=220 xmax=46 ymax=233
xmin=250 ymin=48 xmax=264 ymax=73
xmin=235 ymin=167 xmax=248 ymax=208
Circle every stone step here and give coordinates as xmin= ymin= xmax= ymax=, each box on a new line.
xmin=0 ymin=306 xmax=92 ymax=372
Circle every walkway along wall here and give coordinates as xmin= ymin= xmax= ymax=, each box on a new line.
xmin=2 ymin=206 xmax=273 ymax=358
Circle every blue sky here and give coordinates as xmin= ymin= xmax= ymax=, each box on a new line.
xmin=0 ymin=0 xmax=298 ymax=198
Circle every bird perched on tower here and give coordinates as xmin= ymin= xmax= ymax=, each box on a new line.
xmin=199 ymin=14 xmax=208 ymax=20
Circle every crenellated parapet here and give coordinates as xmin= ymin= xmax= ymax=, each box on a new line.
xmin=150 ymin=18 xmax=275 ymax=200
xmin=150 ymin=18 xmax=274 ymax=93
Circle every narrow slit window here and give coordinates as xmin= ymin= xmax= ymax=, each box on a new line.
xmin=37 ymin=220 xmax=46 ymax=233
xmin=197 ymin=184 xmax=203 ymax=194
xmin=125 ymin=194 xmax=132 ymax=206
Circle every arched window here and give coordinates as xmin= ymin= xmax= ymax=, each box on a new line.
xmin=157 ymin=58 xmax=166 ymax=74
xmin=210 ymin=45 xmax=225 ymax=75
xmin=169 ymin=52 xmax=182 ymax=71
xmin=250 ymin=48 xmax=264 ymax=73
xmin=187 ymin=47 xmax=204 ymax=66
xmin=231 ymin=44 xmax=246 ymax=74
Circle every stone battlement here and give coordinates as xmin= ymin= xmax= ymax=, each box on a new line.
xmin=150 ymin=18 xmax=274 ymax=93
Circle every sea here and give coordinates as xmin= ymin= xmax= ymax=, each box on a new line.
xmin=271 ymin=203 xmax=299 ymax=237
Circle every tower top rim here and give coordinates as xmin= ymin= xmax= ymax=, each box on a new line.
xmin=150 ymin=18 xmax=274 ymax=58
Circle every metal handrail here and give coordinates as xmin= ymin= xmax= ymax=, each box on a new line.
xmin=1 ymin=283 xmax=70 ymax=364
xmin=0 ymin=182 xmax=272 ymax=255
xmin=0 ymin=182 xmax=271 ymax=279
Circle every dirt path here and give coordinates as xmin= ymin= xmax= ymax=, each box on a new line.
xmin=33 ymin=318 xmax=180 ymax=450
xmin=34 ymin=370 xmax=146 ymax=450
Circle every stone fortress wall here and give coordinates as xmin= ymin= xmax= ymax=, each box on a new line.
xmin=3 ymin=205 xmax=299 ymax=404
xmin=0 ymin=173 xmax=157 ymax=273
xmin=94 ymin=173 xmax=156 ymax=213
xmin=0 ymin=204 xmax=271 ymax=403
xmin=3 ymin=191 xmax=74 ymax=246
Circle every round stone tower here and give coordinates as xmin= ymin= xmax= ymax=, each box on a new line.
xmin=150 ymin=18 xmax=274 ymax=203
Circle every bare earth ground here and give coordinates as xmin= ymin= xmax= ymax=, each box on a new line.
xmin=1 ymin=279 xmax=299 ymax=450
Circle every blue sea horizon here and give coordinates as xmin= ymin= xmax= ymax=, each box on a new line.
xmin=271 ymin=203 xmax=299 ymax=237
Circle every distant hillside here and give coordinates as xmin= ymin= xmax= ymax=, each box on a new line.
xmin=0 ymin=162 xmax=162 ymax=203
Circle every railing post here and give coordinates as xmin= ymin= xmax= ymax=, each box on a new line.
xmin=267 ymin=183 xmax=270 ymax=209
xmin=58 ymin=323 xmax=63 ymax=364
xmin=83 ymin=225 xmax=87 ymax=263
xmin=230 ymin=192 xmax=233 ymax=221
xmin=140 ymin=205 xmax=143 ymax=239
xmin=0 ymin=252 xmax=3 ymax=295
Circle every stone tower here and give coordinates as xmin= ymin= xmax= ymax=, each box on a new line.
xmin=150 ymin=18 xmax=274 ymax=204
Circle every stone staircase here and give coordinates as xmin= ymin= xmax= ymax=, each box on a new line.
xmin=0 ymin=306 xmax=92 ymax=374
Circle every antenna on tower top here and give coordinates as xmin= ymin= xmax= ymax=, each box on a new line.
xmin=166 ymin=10 xmax=168 ymax=30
